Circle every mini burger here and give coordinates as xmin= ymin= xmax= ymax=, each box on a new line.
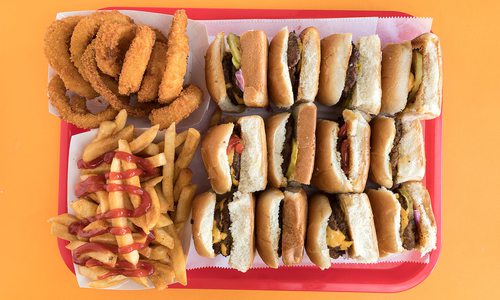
xmin=268 ymin=27 xmax=320 ymax=108
xmin=201 ymin=115 xmax=267 ymax=194
xmin=312 ymin=109 xmax=370 ymax=193
xmin=366 ymin=182 xmax=437 ymax=257
xmin=192 ymin=190 xmax=255 ymax=272
xmin=306 ymin=193 xmax=379 ymax=269
xmin=317 ymin=34 xmax=381 ymax=115
xmin=205 ymin=31 xmax=268 ymax=112
xmin=256 ymin=187 xmax=307 ymax=268
xmin=370 ymin=116 xmax=425 ymax=189
xmin=266 ymin=102 xmax=317 ymax=187
xmin=380 ymin=33 xmax=442 ymax=119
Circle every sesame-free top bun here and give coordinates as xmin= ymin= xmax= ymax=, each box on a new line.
xmin=201 ymin=123 xmax=234 ymax=194
xmin=205 ymin=32 xmax=244 ymax=112
xmin=366 ymin=188 xmax=403 ymax=257
xmin=394 ymin=119 xmax=425 ymax=185
xmin=297 ymin=27 xmax=320 ymax=102
xmin=281 ymin=188 xmax=308 ymax=266
xmin=240 ymin=30 xmax=269 ymax=107
xmin=289 ymin=102 xmax=317 ymax=185
xmin=369 ymin=116 xmax=396 ymax=188
xmin=338 ymin=193 xmax=379 ymax=263
xmin=256 ymin=188 xmax=284 ymax=269
xmin=237 ymin=115 xmax=267 ymax=193
xmin=305 ymin=194 xmax=332 ymax=270
xmin=191 ymin=192 xmax=217 ymax=258
xmin=228 ymin=191 xmax=256 ymax=272
xmin=403 ymin=33 xmax=443 ymax=120
xmin=349 ymin=35 xmax=382 ymax=115
xmin=317 ymin=33 xmax=352 ymax=106
xmin=268 ymin=27 xmax=293 ymax=108
xmin=312 ymin=109 xmax=370 ymax=193
xmin=380 ymin=41 xmax=412 ymax=115
xmin=266 ymin=112 xmax=291 ymax=188
xmin=399 ymin=181 xmax=437 ymax=256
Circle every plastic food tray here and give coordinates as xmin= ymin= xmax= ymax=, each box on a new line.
xmin=56 ymin=7 xmax=442 ymax=293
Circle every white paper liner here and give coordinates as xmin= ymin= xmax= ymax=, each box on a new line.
xmin=61 ymin=11 xmax=436 ymax=288
xmin=48 ymin=10 xmax=210 ymax=130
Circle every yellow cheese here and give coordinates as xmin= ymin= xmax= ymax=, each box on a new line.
xmin=212 ymin=222 xmax=223 ymax=243
xmin=286 ymin=138 xmax=298 ymax=178
xmin=326 ymin=227 xmax=353 ymax=251
xmin=400 ymin=208 xmax=409 ymax=235
xmin=220 ymin=243 xmax=228 ymax=256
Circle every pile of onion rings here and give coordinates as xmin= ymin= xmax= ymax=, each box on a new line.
xmin=44 ymin=10 xmax=201 ymax=129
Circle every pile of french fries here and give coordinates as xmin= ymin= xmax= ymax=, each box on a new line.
xmin=49 ymin=110 xmax=200 ymax=289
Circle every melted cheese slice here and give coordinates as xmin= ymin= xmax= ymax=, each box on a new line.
xmin=326 ymin=227 xmax=353 ymax=251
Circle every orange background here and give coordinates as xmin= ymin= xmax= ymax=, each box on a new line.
xmin=1 ymin=0 xmax=499 ymax=299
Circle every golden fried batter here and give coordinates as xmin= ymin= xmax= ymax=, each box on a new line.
xmin=48 ymin=76 xmax=117 ymax=129
xmin=118 ymin=25 xmax=156 ymax=95
xmin=158 ymin=10 xmax=189 ymax=104
xmin=44 ymin=16 xmax=98 ymax=99
xmin=150 ymin=85 xmax=203 ymax=129
xmin=138 ymin=42 xmax=168 ymax=102
xmin=95 ymin=22 xmax=136 ymax=78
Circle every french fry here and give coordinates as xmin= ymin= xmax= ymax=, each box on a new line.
xmin=96 ymin=191 xmax=109 ymax=213
xmin=173 ymin=168 xmax=193 ymax=203
xmin=118 ymin=140 xmax=149 ymax=232
xmin=80 ymin=163 xmax=111 ymax=175
xmin=65 ymin=240 xmax=86 ymax=250
xmin=174 ymin=128 xmax=200 ymax=179
xmin=145 ymin=186 xmax=161 ymax=230
xmin=94 ymin=121 xmax=117 ymax=142
xmin=107 ymin=145 xmax=139 ymax=265
xmin=89 ymin=233 xmax=117 ymax=245
xmin=145 ymin=153 xmax=167 ymax=168
xmin=143 ymin=176 xmax=163 ymax=188
xmin=112 ymin=109 xmax=128 ymax=133
xmin=83 ymin=220 xmax=108 ymax=234
xmin=139 ymin=143 xmax=160 ymax=156
xmin=88 ymin=275 xmax=128 ymax=288
xmin=131 ymin=277 xmax=150 ymax=288
xmin=165 ymin=225 xmax=187 ymax=286
xmin=48 ymin=213 xmax=78 ymax=226
xmin=153 ymin=228 xmax=174 ymax=249
xmin=78 ymin=266 xmax=109 ymax=281
xmin=87 ymin=251 xmax=118 ymax=266
xmin=174 ymin=184 xmax=197 ymax=230
xmin=50 ymin=222 xmax=76 ymax=241
xmin=130 ymin=124 xmax=160 ymax=153
xmin=155 ymin=213 xmax=173 ymax=228
xmin=139 ymin=247 xmax=152 ymax=258
xmin=175 ymin=130 xmax=188 ymax=148
xmin=155 ymin=185 xmax=170 ymax=213
xmin=162 ymin=123 xmax=176 ymax=212
xmin=147 ymin=261 xmax=175 ymax=290
xmin=82 ymin=124 xmax=134 ymax=162
xmin=150 ymin=245 xmax=169 ymax=260
xmin=70 ymin=198 xmax=98 ymax=219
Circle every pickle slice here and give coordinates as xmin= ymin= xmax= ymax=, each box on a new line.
xmin=408 ymin=51 xmax=423 ymax=99
xmin=227 ymin=33 xmax=242 ymax=69
xmin=286 ymin=138 xmax=298 ymax=178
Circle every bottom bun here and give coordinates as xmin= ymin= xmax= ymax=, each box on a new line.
xmin=228 ymin=191 xmax=256 ymax=272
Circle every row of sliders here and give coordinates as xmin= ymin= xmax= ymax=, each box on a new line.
xmin=205 ymin=28 xmax=442 ymax=120
xmin=191 ymin=182 xmax=437 ymax=272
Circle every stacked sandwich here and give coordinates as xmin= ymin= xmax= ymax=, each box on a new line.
xmin=192 ymin=27 xmax=441 ymax=271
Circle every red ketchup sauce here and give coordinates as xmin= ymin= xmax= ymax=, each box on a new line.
xmin=70 ymin=151 xmax=159 ymax=278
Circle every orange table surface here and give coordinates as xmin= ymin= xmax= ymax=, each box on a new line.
xmin=1 ymin=0 xmax=499 ymax=299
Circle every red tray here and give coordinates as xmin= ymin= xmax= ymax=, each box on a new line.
xmin=56 ymin=7 xmax=442 ymax=293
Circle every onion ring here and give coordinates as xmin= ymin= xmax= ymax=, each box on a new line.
xmin=70 ymin=11 xmax=132 ymax=80
xmin=80 ymin=41 xmax=157 ymax=117
xmin=158 ymin=10 xmax=189 ymax=103
xmin=95 ymin=22 xmax=136 ymax=78
xmin=149 ymin=84 xmax=203 ymax=129
xmin=70 ymin=95 xmax=89 ymax=114
xmin=48 ymin=75 xmax=118 ymax=129
xmin=137 ymin=41 xmax=167 ymax=102
xmin=44 ymin=16 xmax=98 ymax=99
xmin=118 ymin=25 xmax=156 ymax=95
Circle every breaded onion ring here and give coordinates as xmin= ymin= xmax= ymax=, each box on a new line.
xmin=70 ymin=95 xmax=88 ymax=114
xmin=149 ymin=84 xmax=203 ymax=129
xmin=137 ymin=41 xmax=167 ymax=102
xmin=118 ymin=25 xmax=156 ymax=95
xmin=70 ymin=11 xmax=132 ymax=79
xmin=95 ymin=22 xmax=136 ymax=78
xmin=48 ymin=75 xmax=117 ymax=129
xmin=44 ymin=16 xmax=98 ymax=99
xmin=158 ymin=10 xmax=189 ymax=103
xmin=80 ymin=42 xmax=157 ymax=117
